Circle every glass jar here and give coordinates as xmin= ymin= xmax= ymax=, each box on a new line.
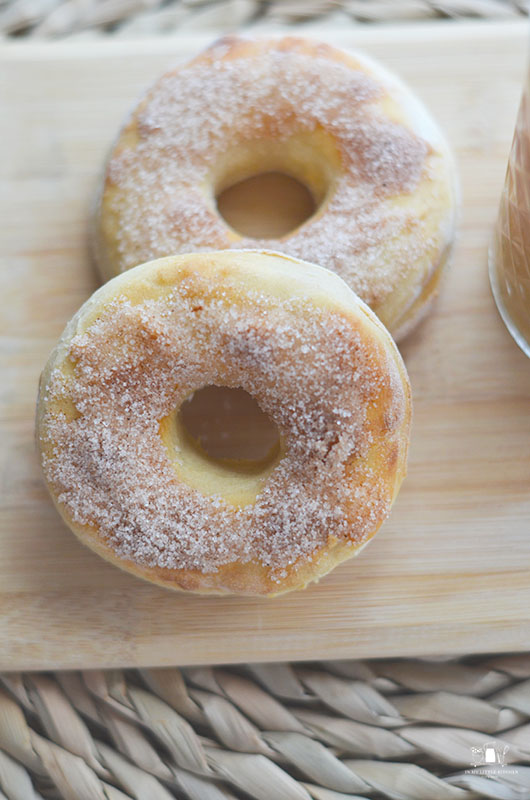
xmin=490 ymin=71 xmax=530 ymax=358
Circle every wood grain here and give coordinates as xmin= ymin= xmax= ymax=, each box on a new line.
xmin=2 ymin=21 xmax=530 ymax=671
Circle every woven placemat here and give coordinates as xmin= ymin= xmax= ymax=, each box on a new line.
xmin=0 ymin=0 xmax=528 ymax=38
xmin=1 ymin=653 xmax=530 ymax=799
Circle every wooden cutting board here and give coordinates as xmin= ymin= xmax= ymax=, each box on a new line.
xmin=2 ymin=21 xmax=530 ymax=671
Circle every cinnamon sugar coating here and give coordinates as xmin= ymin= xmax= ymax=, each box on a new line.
xmin=94 ymin=36 xmax=457 ymax=339
xmin=37 ymin=252 xmax=411 ymax=595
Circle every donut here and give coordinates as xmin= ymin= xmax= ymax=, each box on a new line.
xmin=93 ymin=35 xmax=458 ymax=341
xmin=37 ymin=251 xmax=411 ymax=596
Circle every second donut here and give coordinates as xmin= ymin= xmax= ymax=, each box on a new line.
xmin=94 ymin=36 xmax=457 ymax=340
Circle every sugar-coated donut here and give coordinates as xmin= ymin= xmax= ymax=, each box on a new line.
xmin=93 ymin=35 xmax=457 ymax=340
xmin=37 ymin=251 xmax=411 ymax=597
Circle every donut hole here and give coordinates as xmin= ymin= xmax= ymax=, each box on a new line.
xmin=162 ymin=386 xmax=283 ymax=506
xmin=180 ymin=385 xmax=280 ymax=465
xmin=212 ymin=130 xmax=341 ymax=239
xmin=216 ymin=172 xmax=316 ymax=239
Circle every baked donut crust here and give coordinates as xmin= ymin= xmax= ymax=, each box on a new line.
xmin=37 ymin=251 xmax=411 ymax=596
xmin=93 ymin=35 xmax=458 ymax=340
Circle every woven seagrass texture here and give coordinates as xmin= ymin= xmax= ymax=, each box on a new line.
xmin=1 ymin=653 xmax=530 ymax=799
xmin=0 ymin=0 xmax=528 ymax=38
